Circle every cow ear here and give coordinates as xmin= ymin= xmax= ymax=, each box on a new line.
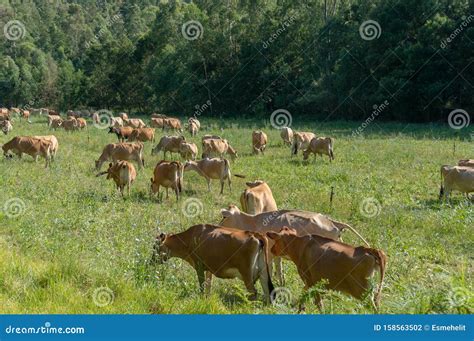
xmin=266 ymin=232 xmax=280 ymax=240
xmin=220 ymin=209 xmax=231 ymax=218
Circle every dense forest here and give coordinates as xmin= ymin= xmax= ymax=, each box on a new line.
xmin=0 ymin=0 xmax=473 ymax=122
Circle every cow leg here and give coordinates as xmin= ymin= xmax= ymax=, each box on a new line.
xmin=195 ymin=265 xmax=206 ymax=294
xmin=127 ymin=182 xmax=131 ymax=197
xmin=228 ymin=176 xmax=232 ymax=192
xmin=243 ymin=276 xmax=258 ymax=301
xmin=274 ymin=257 xmax=284 ymax=285
xmin=175 ymin=187 xmax=179 ymax=202
xmin=206 ymin=179 xmax=211 ymax=192
xmin=204 ymin=271 xmax=212 ymax=296
xmin=220 ymin=179 xmax=224 ymax=195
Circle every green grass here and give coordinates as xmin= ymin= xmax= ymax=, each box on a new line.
xmin=0 ymin=115 xmax=472 ymax=314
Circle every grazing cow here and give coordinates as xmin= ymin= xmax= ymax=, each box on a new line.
xmin=118 ymin=112 xmax=129 ymax=121
xmin=128 ymin=128 xmax=155 ymax=143
xmin=1 ymin=120 xmax=13 ymax=135
xmin=2 ymin=136 xmax=52 ymax=168
xmin=92 ymin=112 xmax=100 ymax=124
xmin=439 ymin=165 xmax=474 ymax=200
xmin=240 ymin=180 xmax=277 ymax=215
xmin=202 ymin=134 xmax=222 ymax=142
xmin=220 ymin=205 xmax=370 ymax=284
xmin=188 ymin=117 xmax=201 ymax=129
xmin=179 ymin=141 xmax=198 ymax=160
xmin=150 ymin=160 xmax=183 ymax=201
xmin=303 ymin=137 xmax=334 ymax=162
xmin=458 ymin=159 xmax=474 ymax=168
xmin=188 ymin=119 xmax=199 ymax=136
xmin=151 ymin=135 xmax=186 ymax=158
xmin=184 ymin=158 xmax=231 ymax=194
xmin=164 ymin=117 xmax=182 ymax=132
xmin=0 ymin=111 xmax=10 ymax=122
xmin=202 ymin=138 xmax=238 ymax=161
xmin=32 ymin=135 xmax=59 ymax=160
xmin=292 ymin=132 xmax=316 ymax=155
xmin=266 ymin=227 xmax=386 ymax=309
xmin=280 ymin=127 xmax=293 ymax=146
xmin=151 ymin=224 xmax=274 ymax=303
xmin=76 ymin=118 xmax=87 ymax=129
xmin=125 ymin=118 xmax=146 ymax=128
xmin=21 ymin=110 xmax=30 ymax=121
xmin=110 ymin=117 xmax=124 ymax=128
xmin=95 ymin=142 xmax=144 ymax=171
xmin=252 ymin=130 xmax=268 ymax=154
xmin=150 ymin=117 xmax=166 ymax=129
xmin=0 ymin=108 xmax=9 ymax=116
xmin=48 ymin=115 xmax=62 ymax=129
xmin=96 ymin=161 xmax=137 ymax=197
xmin=108 ymin=126 xmax=134 ymax=142
xmin=62 ymin=118 xmax=78 ymax=132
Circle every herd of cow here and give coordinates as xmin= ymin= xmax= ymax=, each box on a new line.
xmin=0 ymin=106 xmax=472 ymax=311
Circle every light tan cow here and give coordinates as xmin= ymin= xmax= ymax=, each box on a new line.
xmin=1 ymin=120 xmax=13 ymax=135
xmin=458 ymin=159 xmax=474 ymax=168
xmin=151 ymin=224 xmax=274 ymax=303
xmin=188 ymin=120 xmax=199 ymax=136
xmin=292 ymin=132 xmax=316 ymax=155
xmin=96 ymin=160 xmax=137 ymax=197
xmin=179 ymin=141 xmax=198 ymax=160
xmin=267 ymin=227 xmax=386 ymax=310
xmin=188 ymin=117 xmax=201 ymax=129
xmin=280 ymin=127 xmax=293 ymax=146
xmin=124 ymin=118 xmax=146 ymax=128
xmin=220 ymin=205 xmax=370 ymax=284
xmin=164 ymin=117 xmax=182 ymax=132
xmin=184 ymin=158 xmax=231 ymax=194
xmin=150 ymin=117 xmax=166 ymax=129
xmin=128 ymin=128 xmax=155 ymax=143
xmin=252 ymin=130 xmax=268 ymax=154
xmin=21 ymin=110 xmax=30 ymax=121
xmin=439 ymin=165 xmax=474 ymax=200
xmin=95 ymin=142 xmax=144 ymax=171
xmin=110 ymin=117 xmax=124 ymax=128
xmin=48 ymin=115 xmax=62 ymax=129
xmin=92 ymin=112 xmax=100 ymax=124
xmin=150 ymin=160 xmax=183 ymax=201
xmin=151 ymin=135 xmax=186 ymax=158
xmin=108 ymin=126 xmax=134 ymax=142
xmin=118 ymin=112 xmax=129 ymax=121
xmin=240 ymin=180 xmax=277 ymax=215
xmin=76 ymin=118 xmax=87 ymax=129
xmin=303 ymin=137 xmax=334 ymax=162
xmin=202 ymin=138 xmax=238 ymax=161
xmin=2 ymin=136 xmax=52 ymax=168
xmin=32 ymin=135 xmax=59 ymax=160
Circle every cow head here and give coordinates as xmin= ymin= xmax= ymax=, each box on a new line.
xmin=150 ymin=233 xmax=171 ymax=264
xmin=302 ymin=148 xmax=311 ymax=160
xmin=266 ymin=227 xmax=297 ymax=257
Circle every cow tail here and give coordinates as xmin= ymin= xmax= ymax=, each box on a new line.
xmin=255 ymin=234 xmax=275 ymax=300
xmin=439 ymin=166 xmax=445 ymax=199
xmin=329 ymin=138 xmax=334 ymax=160
xmin=332 ymin=220 xmax=370 ymax=247
xmin=366 ymin=248 xmax=387 ymax=308
xmin=240 ymin=190 xmax=248 ymax=213
xmin=292 ymin=140 xmax=297 ymax=155
xmin=224 ymin=158 xmax=230 ymax=178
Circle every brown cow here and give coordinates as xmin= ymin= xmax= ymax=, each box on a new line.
xmin=267 ymin=227 xmax=386 ymax=310
xmin=48 ymin=115 xmax=62 ymax=130
xmin=110 ymin=117 xmax=124 ymax=128
xmin=96 ymin=160 xmax=137 ymax=197
xmin=21 ymin=110 xmax=30 ymax=121
xmin=32 ymin=135 xmax=59 ymax=160
xmin=439 ymin=165 xmax=474 ymax=200
xmin=62 ymin=118 xmax=78 ymax=132
xmin=458 ymin=159 xmax=474 ymax=168
xmin=151 ymin=113 xmax=167 ymax=119
xmin=151 ymin=135 xmax=186 ymax=158
xmin=151 ymin=224 xmax=274 ymax=303
xmin=76 ymin=118 xmax=87 ymax=129
xmin=150 ymin=160 xmax=183 ymax=201
xmin=202 ymin=138 xmax=238 ymax=161
xmin=150 ymin=117 xmax=166 ymax=129
xmin=240 ymin=180 xmax=277 ymax=215
xmin=108 ymin=126 xmax=134 ymax=142
xmin=303 ymin=137 xmax=334 ymax=162
xmin=2 ymin=136 xmax=52 ymax=168
xmin=252 ymin=130 xmax=268 ymax=154
xmin=179 ymin=141 xmax=198 ymax=160
xmin=95 ymin=142 xmax=144 ymax=171
xmin=128 ymin=128 xmax=155 ymax=143
xmin=184 ymin=158 xmax=231 ymax=194
xmin=125 ymin=118 xmax=146 ymax=128
xmin=164 ymin=117 xmax=182 ymax=132
xmin=1 ymin=120 xmax=13 ymax=135
xmin=292 ymin=132 xmax=316 ymax=155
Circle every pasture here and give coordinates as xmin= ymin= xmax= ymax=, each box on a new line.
xmin=0 ymin=116 xmax=472 ymax=314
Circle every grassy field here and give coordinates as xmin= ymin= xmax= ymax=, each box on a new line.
xmin=0 ymin=115 xmax=472 ymax=314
